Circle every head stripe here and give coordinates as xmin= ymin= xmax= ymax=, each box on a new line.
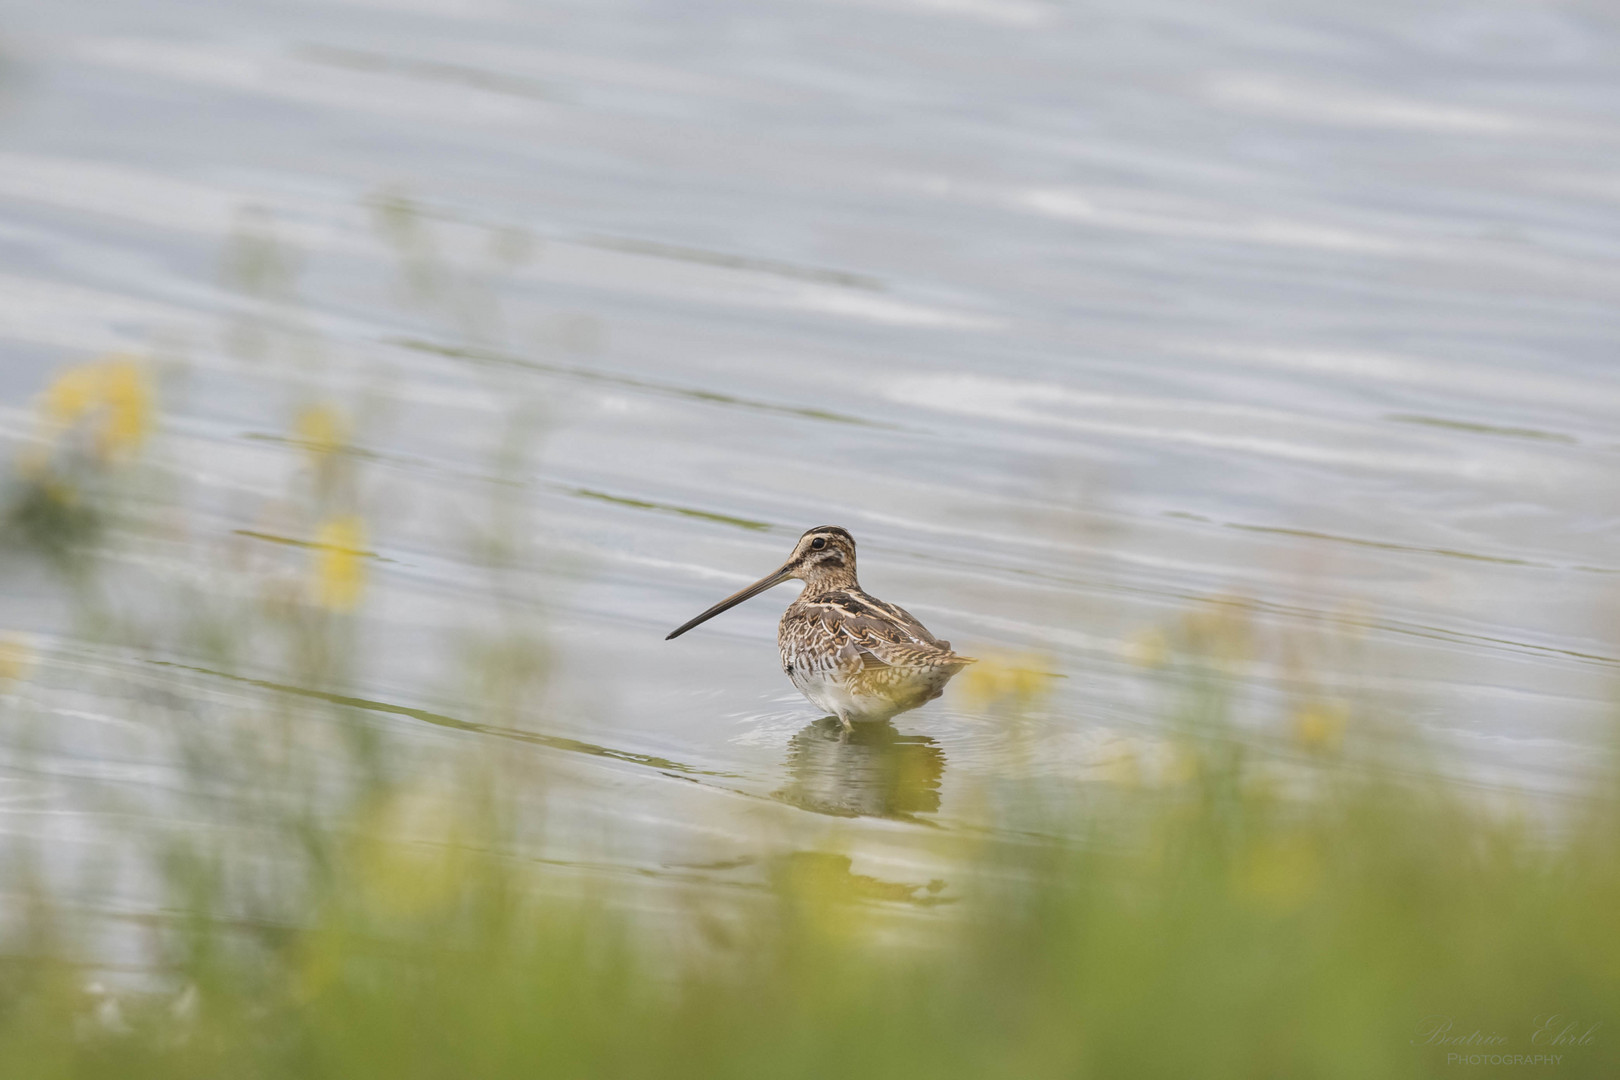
xmin=801 ymin=525 xmax=854 ymax=542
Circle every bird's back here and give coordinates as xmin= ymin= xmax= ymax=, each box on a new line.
xmin=780 ymin=586 xmax=975 ymax=675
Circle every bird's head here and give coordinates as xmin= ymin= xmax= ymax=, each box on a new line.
xmin=665 ymin=525 xmax=859 ymax=640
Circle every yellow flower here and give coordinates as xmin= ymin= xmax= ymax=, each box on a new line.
xmin=0 ymin=633 xmax=35 ymax=683
xmin=42 ymin=366 xmax=102 ymax=426
xmin=294 ymin=403 xmax=348 ymax=459
xmin=311 ymin=515 xmax=368 ymax=612
xmin=97 ymin=359 xmax=151 ymax=459
xmin=37 ymin=355 xmax=152 ymax=460
xmin=1293 ymin=700 xmax=1349 ymax=754
xmin=958 ymin=652 xmax=1056 ymax=710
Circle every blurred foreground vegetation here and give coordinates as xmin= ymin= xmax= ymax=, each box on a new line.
xmin=3 ymin=651 xmax=1616 ymax=1078
xmin=2 ymin=219 xmax=1617 ymax=1079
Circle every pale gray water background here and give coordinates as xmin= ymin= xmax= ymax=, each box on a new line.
xmin=3 ymin=0 xmax=1620 ymax=920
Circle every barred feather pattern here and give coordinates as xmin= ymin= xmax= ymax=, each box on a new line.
xmin=780 ymin=586 xmax=975 ymax=724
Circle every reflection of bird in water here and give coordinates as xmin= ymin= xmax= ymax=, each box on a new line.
xmin=666 ymin=526 xmax=974 ymax=727
xmin=774 ymin=716 xmax=946 ymax=819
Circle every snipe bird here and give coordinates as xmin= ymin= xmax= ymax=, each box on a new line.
xmin=666 ymin=526 xmax=975 ymax=726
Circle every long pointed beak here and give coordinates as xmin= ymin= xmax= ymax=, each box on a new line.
xmin=666 ymin=565 xmax=794 ymax=640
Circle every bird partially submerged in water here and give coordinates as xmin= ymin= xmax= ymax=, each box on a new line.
xmin=666 ymin=526 xmax=974 ymax=726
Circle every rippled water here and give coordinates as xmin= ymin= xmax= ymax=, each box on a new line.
xmin=4 ymin=0 xmax=1620 ymax=908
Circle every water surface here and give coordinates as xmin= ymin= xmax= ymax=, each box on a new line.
xmin=3 ymin=0 xmax=1620 ymax=917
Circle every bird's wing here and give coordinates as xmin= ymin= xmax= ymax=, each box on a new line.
xmin=805 ymin=591 xmax=975 ymax=670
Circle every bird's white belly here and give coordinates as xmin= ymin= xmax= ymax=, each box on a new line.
xmin=787 ymin=663 xmax=952 ymax=724
xmin=790 ymin=668 xmax=873 ymax=722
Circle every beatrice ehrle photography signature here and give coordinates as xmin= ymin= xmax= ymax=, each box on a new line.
xmin=1414 ymin=1015 xmax=1603 ymax=1067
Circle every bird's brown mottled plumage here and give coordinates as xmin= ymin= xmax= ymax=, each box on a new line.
xmin=666 ymin=526 xmax=974 ymax=726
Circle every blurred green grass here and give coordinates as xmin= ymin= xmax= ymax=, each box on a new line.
xmin=2 ymin=706 xmax=1616 ymax=1079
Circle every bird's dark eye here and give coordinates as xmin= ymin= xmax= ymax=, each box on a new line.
xmin=810 ymin=537 xmax=826 ymax=550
